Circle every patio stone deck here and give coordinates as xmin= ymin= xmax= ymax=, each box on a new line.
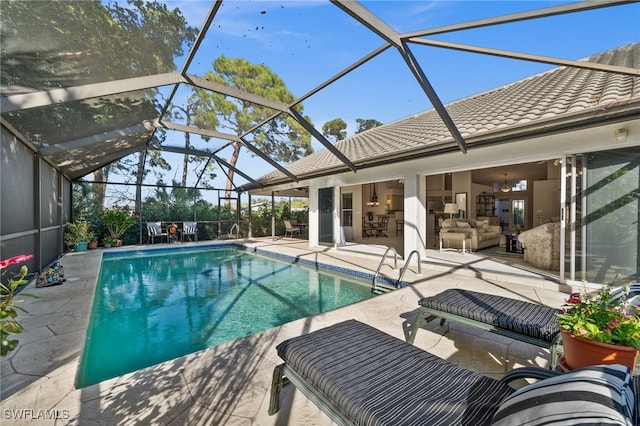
xmin=0 ymin=238 xmax=572 ymax=425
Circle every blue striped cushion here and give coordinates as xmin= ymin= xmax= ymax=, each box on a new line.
xmin=419 ymin=289 xmax=560 ymax=342
xmin=491 ymin=364 xmax=635 ymax=425
xmin=276 ymin=319 xmax=516 ymax=425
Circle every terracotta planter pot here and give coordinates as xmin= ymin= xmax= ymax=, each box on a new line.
xmin=560 ymin=328 xmax=639 ymax=373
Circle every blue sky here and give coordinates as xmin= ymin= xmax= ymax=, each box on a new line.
xmin=156 ymin=0 xmax=639 ymax=197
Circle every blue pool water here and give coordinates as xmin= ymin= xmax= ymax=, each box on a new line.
xmin=77 ymin=245 xmax=375 ymax=387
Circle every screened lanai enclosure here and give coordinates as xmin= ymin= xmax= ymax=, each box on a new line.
xmin=1 ymin=0 xmax=638 ymax=276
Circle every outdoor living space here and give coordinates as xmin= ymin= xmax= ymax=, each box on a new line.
xmin=0 ymin=238 xmax=571 ymax=425
xmin=2 ymin=2 xmax=639 ymax=425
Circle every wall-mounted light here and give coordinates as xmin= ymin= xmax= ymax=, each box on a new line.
xmin=614 ymin=128 xmax=628 ymax=143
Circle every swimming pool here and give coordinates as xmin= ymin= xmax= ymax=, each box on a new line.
xmin=77 ymin=245 xmax=376 ymax=387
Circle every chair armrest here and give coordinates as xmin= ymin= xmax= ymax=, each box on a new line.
xmin=500 ymin=367 xmax=562 ymax=385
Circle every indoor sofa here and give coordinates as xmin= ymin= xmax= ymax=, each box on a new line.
xmin=440 ymin=218 xmax=501 ymax=250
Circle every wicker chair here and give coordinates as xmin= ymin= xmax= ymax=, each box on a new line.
xmin=283 ymin=219 xmax=300 ymax=238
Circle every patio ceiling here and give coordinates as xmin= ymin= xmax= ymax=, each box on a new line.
xmin=1 ymin=0 xmax=636 ymax=191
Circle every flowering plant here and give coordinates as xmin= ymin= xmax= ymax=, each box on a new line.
xmin=557 ymin=282 xmax=640 ymax=349
xmin=1 ymin=254 xmax=38 ymax=356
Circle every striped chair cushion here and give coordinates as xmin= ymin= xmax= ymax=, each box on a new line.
xmin=183 ymin=224 xmax=197 ymax=233
xmin=419 ymin=289 xmax=560 ymax=342
xmin=276 ymin=319 xmax=516 ymax=425
xmin=147 ymin=224 xmax=162 ymax=235
xmin=491 ymin=364 xmax=635 ymax=425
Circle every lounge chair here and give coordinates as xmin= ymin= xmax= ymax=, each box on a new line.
xmin=146 ymin=221 xmax=168 ymax=244
xmin=408 ymin=288 xmax=563 ymax=368
xmin=283 ymin=219 xmax=300 ymax=238
xmin=181 ymin=221 xmax=197 ymax=242
xmin=269 ymin=320 xmax=637 ymax=426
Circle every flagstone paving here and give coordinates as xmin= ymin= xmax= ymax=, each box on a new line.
xmin=0 ymin=239 xmax=570 ymax=425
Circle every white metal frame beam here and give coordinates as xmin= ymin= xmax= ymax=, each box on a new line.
xmin=158 ymin=145 xmax=259 ymax=186
xmin=332 ymin=0 xmax=468 ymax=153
xmin=39 ymin=121 xmax=155 ymax=156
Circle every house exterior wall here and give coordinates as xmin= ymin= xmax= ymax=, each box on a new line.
xmin=255 ymin=118 xmax=639 ymax=283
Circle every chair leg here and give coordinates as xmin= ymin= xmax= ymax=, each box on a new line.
xmin=549 ymin=333 xmax=563 ymax=370
xmin=408 ymin=311 xmax=441 ymax=344
xmin=269 ymin=365 xmax=290 ymax=415
xmin=408 ymin=310 xmax=429 ymax=344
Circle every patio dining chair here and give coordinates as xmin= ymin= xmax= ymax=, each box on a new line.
xmin=181 ymin=221 xmax=198 ymax=242
xmin=283 ymin=219 xmax=300 ymax=238
xmin=375 ymin=215 xmax=389 ymax=237
xmin=146 ymin=222 xmax=168 ymax=244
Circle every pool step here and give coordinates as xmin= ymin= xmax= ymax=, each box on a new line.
xmin=372 ymin=281 xmax=397 ymax=294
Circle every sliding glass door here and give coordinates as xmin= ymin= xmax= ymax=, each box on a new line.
xmin=564 ymin=147 xmax=639 ymax=283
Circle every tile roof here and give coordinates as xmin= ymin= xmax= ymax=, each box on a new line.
xmin=252 ymin=43 xmax=640 ymax=188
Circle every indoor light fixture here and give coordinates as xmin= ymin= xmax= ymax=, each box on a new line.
xmin=443 ymin=203 xmax=458 ymax=232
xmin=367 ymin=183 xmax=379 ymax=207
xmin=501 ymin=174 xmax=511 ymax=193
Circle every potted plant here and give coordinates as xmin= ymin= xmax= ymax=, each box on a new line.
xmin=102 ymin=237 xmax=114 ymax=248
xmin=557 ymin=282 xmax=640 ymax=372
xmin=88 ymin=238 xmax=98 ymax=250
xmin=101 ymin=207 xmax=137 ymax=247
xmin=64 ymin=220 xmax=93 ymax=252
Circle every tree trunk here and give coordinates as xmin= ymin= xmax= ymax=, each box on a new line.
xmin=182 ymin=131 xmax=190 ymax=187
xmin=224 ymin=141 xmax=242 ymax=205
xmin=91 ymin=167 xmax=109 ymax=210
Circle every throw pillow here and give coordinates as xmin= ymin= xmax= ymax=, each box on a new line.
xmin=476 ymin=219 xmax=489 ymax=230
xmin=456 ymin=220 xmax=471 ymax=228
xmin=490 ymin=364 xmax=634 ymax=426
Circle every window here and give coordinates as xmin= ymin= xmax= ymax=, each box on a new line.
xmin=512 ymin=199 xmax=525 ymax=229
xmin=513 ymin=180 xmax=528 ymax=191
xmin=342 ymin=193 xmax=353 ymax=226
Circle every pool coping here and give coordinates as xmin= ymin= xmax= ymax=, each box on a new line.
xmin=104 ymin=240 xmax=403 ymax=287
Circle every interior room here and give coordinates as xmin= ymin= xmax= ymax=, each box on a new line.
xmin=344 ymin=158 xmax=563 ymax=270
